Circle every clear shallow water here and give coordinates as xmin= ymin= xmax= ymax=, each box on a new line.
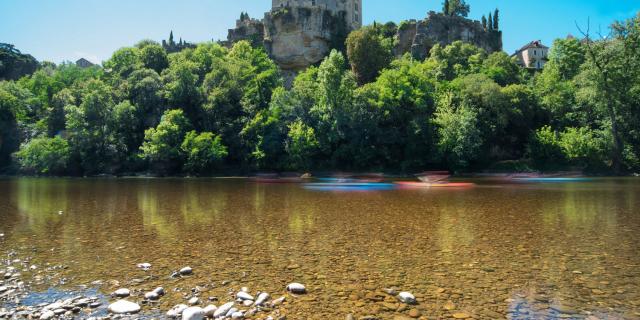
xmin=0 ymin=178 xmax=639 ymax=319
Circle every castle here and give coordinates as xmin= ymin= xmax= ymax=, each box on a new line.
xmin=226 ymin=1 xmax=502 ymax=82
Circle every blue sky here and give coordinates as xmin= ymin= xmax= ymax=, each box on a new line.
xmin=1 ymin=0 xmax=638 ymax=64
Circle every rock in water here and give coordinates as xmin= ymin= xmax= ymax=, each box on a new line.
xmin=179 ymin=267 xmax=193 ymax=276
xmin=153 ymin=287 xmax=166 ymax=296
xmin=397 ymin=292 xmax=417 ymax=304
xmin=39 ymin=311 xmax=55 ymax=320
xmin=137 ymin=263 xmax=151 ymax=270
xmin=236 ymin=291 xmax=254 ymax=301
xmin=107 ymin=300 xmax=141 ymax=314
xmin=286 ymin=283 xmax=306 ymax=294
xmin=113 ymin=288 xmax=130 ymax=298
xmin=188 ymin=297 xmax=200 ymax=305
xmin=231 ymin=311 xmax=244 ymax=319
xmin=145 ymin=291 xmax=160 ymax=300
xmin=203 ymin=305 xmax=217 ymax=317
xmin=213 ymin=302 xmax=234 ymax=318
xmin=182 ymin=307 xmax=205 ymax=320
xmin=167 ymin=304 xmax=189 ymax=318
xmin=254 ymin=292 xmax=269 ymax=306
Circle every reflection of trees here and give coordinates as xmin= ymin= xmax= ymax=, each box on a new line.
xmin=180 ymin=180 xmax=228 ymax=225
xmin=137 ymin=180 xmax=175 ymax=239
xmin=15 ymin=178 xmax=69 ymax=229
xmin=435 ymin=193 xmax=476 ymax=251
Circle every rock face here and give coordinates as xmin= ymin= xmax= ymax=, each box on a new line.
xmin=395 ymin=11 xmax=502 ymax=59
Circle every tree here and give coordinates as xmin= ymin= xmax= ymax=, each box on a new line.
xmin=448 ymin=0 xmax=470 ymax=17
xmin=443 ymin=0 xmax=450 ymax=15
xmin=482 ymin=52 xmax=520 ymax=86
xmin=528 ymin=125 xmax=565 ymax=170
xmin=481 ymin=15 xmax=487 ymax=29
xmin=434 ymin=93 xmax=482 ymax=170
xmin=547 ymin=37 xmax=586 ymax=80
xmin=14 ymin=137 xmax=70 ymax=175
xmin=346 ymin=26 xmax=393 ymax=85
xmin=103 ymin=47 xmax=141 ymax=78
xmin=488 ymin=13 xmax=493 ymax=30
xmin=427 ymin=41 xmax=486 ymax=81
xmin=285 ymin=120 xmax=319 ymax=171
xmin=181 ymin=130 xmax=228 ymax=174
xmin=0 ymin=43 xmax=39 ymax=81
xmin=139 ymin=44 xmax=169 ymax=73
xmin=140 ymin=109 xmax=192 ymax=173
xmin=493 ymin=9 xmax=500 ymax=30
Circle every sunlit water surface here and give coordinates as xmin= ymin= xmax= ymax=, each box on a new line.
xmin=0 ymin=178 xmax=639 ymax=319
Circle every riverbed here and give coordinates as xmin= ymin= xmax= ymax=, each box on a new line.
xmin=0 ymin=178 xmax=639 ymax=319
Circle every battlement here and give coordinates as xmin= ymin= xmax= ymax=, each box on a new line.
xmin=271 ymin=0 xmax=362 ymax=29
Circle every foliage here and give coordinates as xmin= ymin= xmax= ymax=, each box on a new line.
xmin=346 ymin=26 xmax=393 ymax=85
xmin=285 ymin=120 xmax=319 ymax=171
xmin=447 ymin=0 xmax=470 ymax=17
xmin=181 ymin=130 xmax=228 ymax=174
xmin=140 ymin=109 xmax=191 ymax=173
xmin=434 ymin=93 xmax=482 ymax=170
xmin=14 ymin=137 xmax=70 ymax=175
xmin=0 ymin=43 xmax=39 ymax=81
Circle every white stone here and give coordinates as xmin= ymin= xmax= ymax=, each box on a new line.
xmin=254 ymin=292 xmax=270 ymax=306
xmin=242 ymin=300 xmax=254 ymax=306
xmin=231 ymin=311 xmax=245 ymax=319
xmin=113 ymin=288 xmax=130 ymax=297
xmin=203 ymin=305 xmax=217 ymax=317
xmin=166 ymin=304 xmax=189 ymax=318
xmin=145 ymin=291 xmax=160 ymax=300
xmin=153 ymin=287 xmax=165 ymax=296
xmin=271 ymin=296 xmax=286 ymax=306
xmin=286 ymin=283 xmax=306 ymax=294
xmin=0 ymin=286 xmax=6 ymax=293
xmin=236 ymin=291 xmax=254 ymax=301
xmin=181 ymin=307 xmax=204 ymax=320
xmin=213 ymin=302 xmax=234 ymax=318
xmin=179 ymin=267 xmax=193 ymax=275
xmin=188 ymin=297 xmax=199 ymax=305
xmin=39 ymin=310 xmax=55 ymax=320
xmin=137 ymin=263 xmax=151 ymax=270
xmin=107 ymin=300 xmax=141 ymax=314
xmin=397 ymin=291 xmax=417 ymax=304
xmin=240 ymin=287 xmax=249 ymax=292
xmin=226 ymin=307 xmax=238 ymax=317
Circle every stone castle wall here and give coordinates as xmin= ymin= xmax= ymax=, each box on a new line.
xmin=395 ymin=11 xmax=503 ymax=60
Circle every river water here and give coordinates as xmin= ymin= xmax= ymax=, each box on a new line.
xmin=0 ymin=178 xmax=639 ymax=319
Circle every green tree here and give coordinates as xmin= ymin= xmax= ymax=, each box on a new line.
xmin=482 ymin=51 xmax=520 ymax=86
xmin=103 ymin=47 xmax=141 ymax=78
xmin=434 ymin=93 xmax=482 ymax=170
xmin=14 ymin=137 xmax=70 ymax=175
xmin=427 ymin=41 xmax=486 ymax=81
xmin=346 ymin=26 xmax=393 ymax=85
xmin=285 ymin=120 xmax=319 ymax=171
xmin=139 ymin=43 xmax=169 ymax=73
xmin=547 ymin=37 xmax=586 ymax=80
xmin=448 ymin=0 xmax=469 ymax=17
xmin=481 ymin=15 xmax=487 ymax=29
xmin=493 ymin=9 xmax=500 ymax=30
xmin=181 ymin=130 xmax=228 ymax=174
xmin=140 ymin=109 xmax=192 ymax=173
xmin=527 ymin=125 xmax=565 ymax=170
xmin=443 ymin=0 xmax=450 ymax=15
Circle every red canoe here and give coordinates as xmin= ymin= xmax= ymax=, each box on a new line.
xmin=395 ymin=181 xmax=475 ymax=188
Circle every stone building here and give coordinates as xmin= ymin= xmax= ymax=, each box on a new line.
xmin=271 ymin=0 xmax=362 ymax=30
xmin=512 ymin=40 xmax=548 ymax=70
xmin=394 ymin=11 xmax=503 ymax=60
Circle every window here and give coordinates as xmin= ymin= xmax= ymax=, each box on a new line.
xmin=312 ymin=0 xmax=315 ymax=5
xmin=534 ymin=50 xmax=537 ymax=56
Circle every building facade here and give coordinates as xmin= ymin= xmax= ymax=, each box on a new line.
xmin=512 ymin=40 xmax=548 ymax=70
xmin=75 ymin=58 xmax=95 ymax=68
xmin=271 ymin=0 xmax=362 ymax=30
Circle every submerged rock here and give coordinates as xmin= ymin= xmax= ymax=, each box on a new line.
xmin=107 ymin=300 xmax=141 ymax=314
xmin=286 ymin=283 xmax=306 ymax=294
xmin=113 ymin=288 xmax=130 ymax=298
xmin=144 ymin=291 xmax=160 ymax=301
xmin=181 ymin=307 xmax=204 ymax=320
xmin=179 ymin=267 xmax=193 ymax=276
xmin=213 ymin=302 xmax=234 ymax=318
xmin=254 ymin=292 xmax=269 ymax=306
xmin=203 ymin=305 xmax=217 ymax=317
xmin=397 ymin=292 xmax=417 ymax=304
xmin=39 ymin=310 xmax=55 ymax=320
xmin=137 ymin=263 xmax=151 ymax=270
xmin=167 ymin=304 xmax=189 ymax=318
xmin=236 ymin=291 xmax=254 ymax=301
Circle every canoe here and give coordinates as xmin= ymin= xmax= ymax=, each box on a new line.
xmin=511 ymin=177 xmax=594 ymax=183
xmin=395 ymin=181 xmax=475 ymax=188
xmin=303 ymin=182 xmax=396 ymax=191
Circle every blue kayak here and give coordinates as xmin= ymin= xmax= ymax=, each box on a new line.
xmin=303 ymin=182 xmax=396 ymax=191
xmin=513 ymin=177 xmax=594 ymax=183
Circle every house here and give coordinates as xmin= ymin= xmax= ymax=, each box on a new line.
xmin=76 ymin=58 xmax=95 ymax=68
xmin=512 ymin=40 xmax=548 ymax=70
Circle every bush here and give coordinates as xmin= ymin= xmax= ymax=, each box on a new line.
xmin=15 ymin=137 xmax=70 ymax=175
xmin=559 ymin=127 xmax=608 ymax=170
xmin=181 ymin=131 xmax=228 ymax=174
xmin=140 ymin=109 xmax=191 ymax=173
xmin=527 ymin=126 xmax=565 ymax=170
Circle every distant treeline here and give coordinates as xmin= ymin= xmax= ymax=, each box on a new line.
xmin=1 ymin=14 xmax=639 ymax=176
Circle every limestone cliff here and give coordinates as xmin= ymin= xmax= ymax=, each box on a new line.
xmin=395 ymin=11 xmax=503 ymax=60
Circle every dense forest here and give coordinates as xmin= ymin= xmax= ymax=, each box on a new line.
xmin=0 ymin=14 xmax=639 ymax=176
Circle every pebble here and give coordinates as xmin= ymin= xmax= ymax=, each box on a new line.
xmin=397 ymin=292 xmax=417 ymax=305
xmin=203 ymin=305 xmax=217 ymax=317
xmin=0 ymin=286 xmax=6 ymax=293
xmin=271 ymin=296 xmax=286 ymax=306
xmin=550 ymin=305 xmax=579 ymax=314
xmin=231 ymin=311 xmax=244 ymax=319
xmin=286 ymin=283 xmax=306 ymax=294
xmin=179 ymin=267 xmax=193 ymax=276
xmin=153 ymin=287 xmax=166 ymax=296
xmin=452 ymin=312 xmax=471 ymax=319
xmin=137 ymin=263 xmax=151 ymax=270
xmin=408 ymin=308 xmax=421 ymax=318
xmin=39 ymin=310 xmax=55 ymax=320
xmin=182 ymin=306 xmax=205 ymax=320
xmin=213 ymin=302 xmax=234 ymax=318
xmin=113 ymin=288 xmax=130 ymax=297
xmin=254 ymin=292 xmax=270 ymax=306
xmin=188 ymin=297 xmax=200 ymax=305
xmin=237 ymin=291 xmax=254 ymax=301
xmin=145 ymin=291 xmax=160 ymax=300
xmin=107 ymin=300 xmax=141 ymax=314
xmin=167 ymin=304 xmax=189 ymax=318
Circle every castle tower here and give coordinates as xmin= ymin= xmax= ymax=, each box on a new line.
xmin=271 ymin=0 xmax=362 ymax=30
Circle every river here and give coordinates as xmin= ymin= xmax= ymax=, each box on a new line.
xmin=0 ymin=178 xmax=639 ymax=319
